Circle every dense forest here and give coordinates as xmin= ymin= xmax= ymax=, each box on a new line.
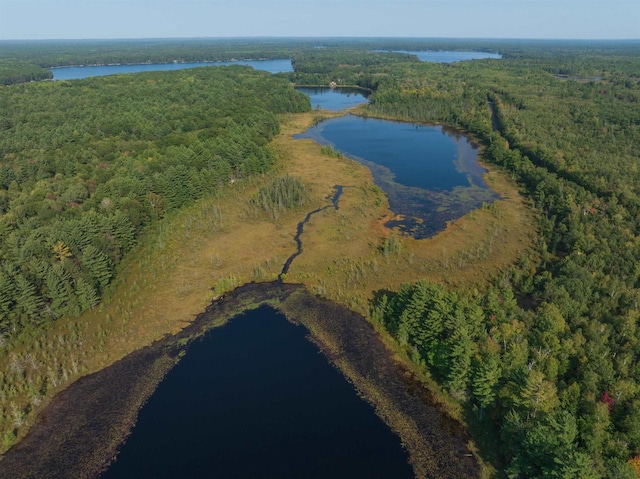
xmin=0 ymin=38 xmax=297 ymax=85
xmin=0 ymin=66 xmax=309 ymax=337
xmin=283 ymin=40 xmax=640 ymax=477
xmin=2 ymin=38 xmax=640 ymax=478
xmin=348 ymin=47 xmax=640 ymax=477
xmin=0 ymin=60 xmax=52 ymax=86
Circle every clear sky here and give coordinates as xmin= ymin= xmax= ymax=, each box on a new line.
xmin=1 ymin=0 xmax=638 ymax=41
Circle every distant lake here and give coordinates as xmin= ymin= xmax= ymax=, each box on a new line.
xmin=296 ymin=87 xmax=370 ymax=112
xmin=297 ymin=115 xmax=499 ymax=238
xmin=380 ymin=50 xmax=502 ymax=63
xmin=102 ymin=306 xmax=413 ymax=479
xmin=50 ymin=58 xmax=293 ymax=80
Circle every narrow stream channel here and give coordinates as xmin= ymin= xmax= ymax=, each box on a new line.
xmin=279 ymin=185 xmax=344 ymax=278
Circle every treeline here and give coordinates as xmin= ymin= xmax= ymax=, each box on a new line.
xmin=363 ymin=47 xmax=640 ymax=477
xmin=0 ymin=66 xmax=309 ymax=338
xmin=5 ymin=38 xmax=636 ymax=87
xmin=287 ymin=49 xmax=411 ymax=90
xmin=0 ymin=60 xmax=52 ymax=86
xmin=0 ymin=38 xmax=304 ymax=68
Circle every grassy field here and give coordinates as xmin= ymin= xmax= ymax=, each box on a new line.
xmin=0 ymin=108 xmax=534 ymax=467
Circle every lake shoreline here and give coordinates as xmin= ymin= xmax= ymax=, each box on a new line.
xmin=296 ymin=111 xmax=498 ymax=238
xmin=0 ymin=281 xmax=479 ymax=479
xmin=295 ymin=83 xmax=374 ymax=93
xmin=49 ymin=58 xmax=293 ymax=80
xmin=49 ymin=58 xmax=284 ymax=69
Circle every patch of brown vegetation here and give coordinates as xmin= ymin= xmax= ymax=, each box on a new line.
xmin=280 ymin=287 xmax=480 ymax=479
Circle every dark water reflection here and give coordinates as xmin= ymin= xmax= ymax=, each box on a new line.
xmin=297 ymin=115 xmax=499 ymax=238
xmin=102 ymin=306 xmax=413 ymax=479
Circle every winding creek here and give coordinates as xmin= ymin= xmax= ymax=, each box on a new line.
xmin=99 ymin=89 xmax=495 ymax=476
xmin=280 ymin=185 xmax=344 ymax=278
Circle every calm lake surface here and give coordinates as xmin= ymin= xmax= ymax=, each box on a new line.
xmin=297 ymin=115 xmax=499 ymax=238
xmin=102 ymin=306 xmax=413 ymax=479
xmin=296 ymin=87 xmax=369 ymax=112
xmin=380 ymin=50 xmax=502 ymax=63
xmin=51 ymin=58 xmax=293 ymax=80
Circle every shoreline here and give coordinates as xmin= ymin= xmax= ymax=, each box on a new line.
xmin=0 ymin=282 xmax=479 ymax=479
xmin=48 ymin=58 xmax=290 ymax=70
xmin=294 ymin=83 xmax=374 ymax=94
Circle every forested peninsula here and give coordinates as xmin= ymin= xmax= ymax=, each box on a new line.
xmin=1 ymin=38 xmax=640 ymax=478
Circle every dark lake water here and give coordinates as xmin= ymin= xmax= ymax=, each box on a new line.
xmin=296 ymin=87 xmax=369 ymax=112
xmin=380 ymin=50 xmax=502 ymax=63
xmin=102 ymin=306 xmax=413 ymax=479
xmin=51 ymin=58 xmax=293 ymax=80
xmin=296 ymin=115 xmax=499 ymax=238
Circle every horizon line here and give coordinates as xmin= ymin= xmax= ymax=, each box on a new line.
xmin=1 ymin=36 xmax=639 ymax=42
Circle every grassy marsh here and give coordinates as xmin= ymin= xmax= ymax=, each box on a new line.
xmin=0 ymin=108 xmax=534 ymax=478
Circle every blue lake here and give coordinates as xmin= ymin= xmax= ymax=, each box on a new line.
xmin=102 ymin=306 xmax=413 ymax=479
xmin=297 ymin=115 xmax=499 ymax=238
xmin=296 ymin=87 xmax=370 ymax=112
xmin=51 ymin=58 xmax=293 ymax=80
xmin=381 ymin=50 xmax=502 ymax=63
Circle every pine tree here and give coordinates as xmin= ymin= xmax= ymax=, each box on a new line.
xmin=110 ymin=210 xmax=136 ymax=254
xmin=444 ymin=310 xmax=474 ymax=396
xmin=81 ymin=245 xmax=113 ymax=293
xmin=472 ymin=350 xmax=502 ymax=410
xmin=75 ymin=277 xmax=99 ymax=311
xmin=45 ymin=264 xmax=74 ymax=315
xmin=402 ymin=280 xmax=429 ymax=347
xmin=15 ymin=274 xmax=44 ymax=322
xmin=52 ymin=241 xmax=72 ymax=261
xmin=0 ymin=271 xmax=16 ymax=324
xmin=517 ymin=369 xmax=559 ymax=417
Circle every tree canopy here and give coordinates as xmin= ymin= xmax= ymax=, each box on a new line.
xmin=0 ymin=65 xmax=309 ymax=334
xmin=2 ymin=38 xmax=640 ymax=477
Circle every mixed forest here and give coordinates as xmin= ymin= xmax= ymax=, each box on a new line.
xmin=0 ymin=66 xmax=310 ymax=333
xmin=1 ymin=38 xmax=640 ymax=478
xmin=359 ymin=45 xmax=640 ymax=477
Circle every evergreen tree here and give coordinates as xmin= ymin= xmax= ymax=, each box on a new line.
xmin=75 ymin=277 xmax=99 ymax=311
xmin=471 ymin=344 xmax=502 ymax=411
xmin=15 ymin=275 xmax=43 ymax=323
xmin=110 ymin=210 xmax=136 ymax=255
xmin=81 ymin=246 xmax=113 ymax=293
